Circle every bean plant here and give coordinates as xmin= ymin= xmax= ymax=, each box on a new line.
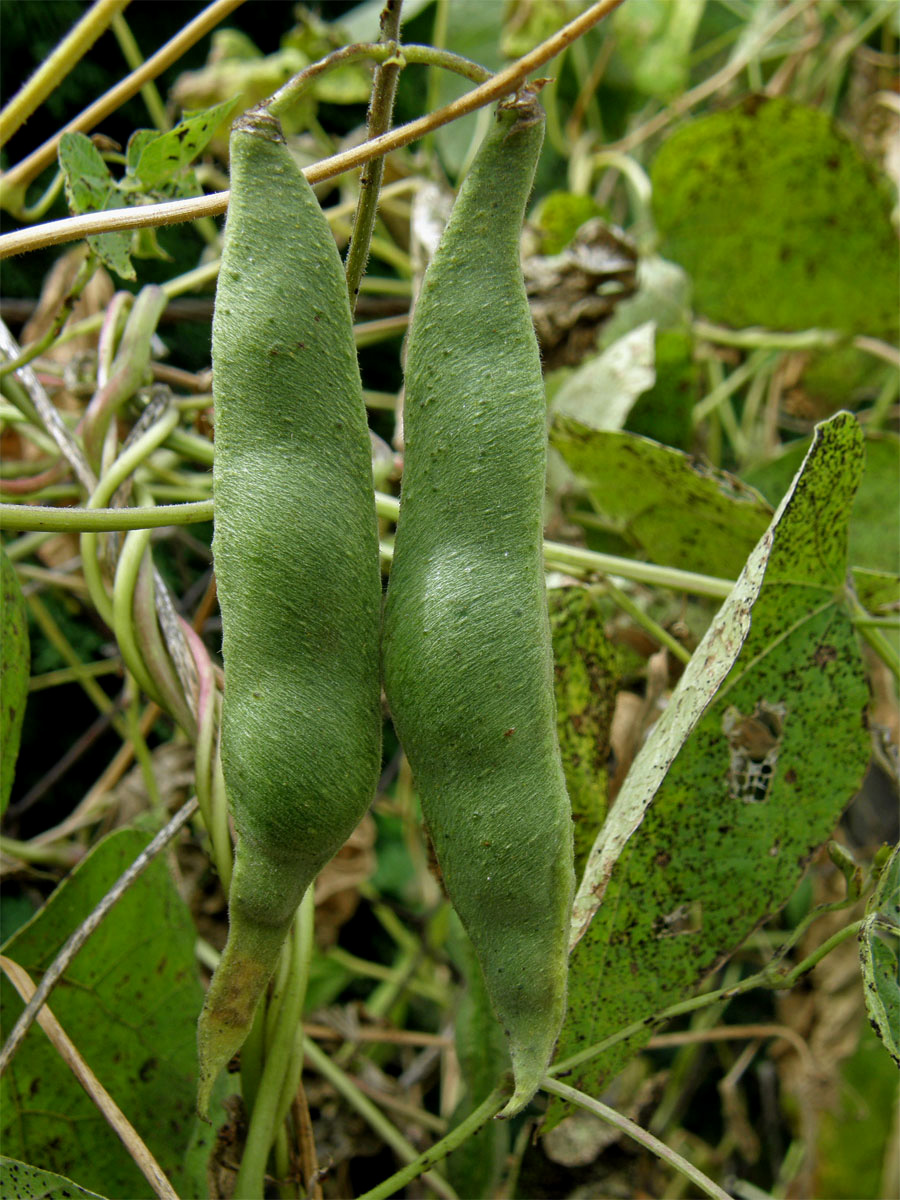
xmin=0 ymin=3 xmax=897 ymax=1199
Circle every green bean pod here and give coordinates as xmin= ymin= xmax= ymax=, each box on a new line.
xmin=382 ymin=92 xmax=574 ymax=1117
xmin=197 ymin=112 xmax=382 ymax=1115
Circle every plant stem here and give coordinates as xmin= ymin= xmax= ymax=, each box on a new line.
xmin=28 ymin=659 xmax=122 ymax=692
xmin=0 ymin=836 xmax=80 ymax=867
xmin=0 ymin=500 xmax=214 ymax=532
xmin=80 ymin=406 xmax=180 ymax=628
xmin=856 ymin=620 xmax=900 ymax=680
xmin=356 ymin=1087 xmax=508 ymax=1200
xmin=601 ymin=578 xmax=691 ymax=665
xmin=346 ymin=3 xmax=411 ymax=308
xmin=112 ymin=527 xmax=165 ymax=705
xmin=25 ymin=591 xmax=129 ymax=738
xmin=268 ymin=41 xmax=491 ymax=119
xmin=541 ymin=1077 xmax=732 ymax=1200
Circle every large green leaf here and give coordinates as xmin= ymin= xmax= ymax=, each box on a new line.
xmin=652 ymin=96 xmax=899 ymax=335
xmin=550 ymin=418 xmax=772 ymax=577
xmin=1 ymin=548 xmax=29 ymax=816
xmin=745 ymin=432 xmax=900 ymax=575
xmin=0 ymin=828 xmax=214 ymax=1198
xmin=548 ymin=413 xmax=870 ymax=1126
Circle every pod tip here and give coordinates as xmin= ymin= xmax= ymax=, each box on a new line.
xmin=494 ymin=1056 xmax=546 ymax=1119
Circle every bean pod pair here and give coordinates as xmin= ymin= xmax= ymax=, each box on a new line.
xmin=202 ymin=95 xmax=573 ymax=1121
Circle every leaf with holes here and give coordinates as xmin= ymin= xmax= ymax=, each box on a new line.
xmin=123 ymin=97 xmax=241 ymax=191
xmin=547 ymin=412 xmax=870 ymax=1128
xmin=859 ymin=843 xmax=900 ymax=1068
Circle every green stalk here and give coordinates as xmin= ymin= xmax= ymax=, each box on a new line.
xmin=112 ymin=526 xmax=168 ymax=706
xmin=28 ymin=659 xmax=122 ymax=691
xmin=268 ymin=42 xmax=490 ymax=120
xmin=235 ymin=890 xmax=315 ymax=1199
xmin=80 ymin=407 xmax=180 ymax=628
xmin=124 ymin=683 xmax=163 ymax=814
xmin=0 ymin=500 xmax=212 ymax=532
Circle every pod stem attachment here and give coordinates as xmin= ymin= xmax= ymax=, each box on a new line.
xmin=196 ymin=840 xmax=309 ymax=1118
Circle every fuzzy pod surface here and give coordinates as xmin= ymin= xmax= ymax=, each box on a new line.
xmin=382 ymin=93 xmax=574 ymax=1117
xmin=197 ymin=112 xmax=382 ymax=1114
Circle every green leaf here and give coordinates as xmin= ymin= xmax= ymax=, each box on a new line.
xmin=549 ymin=412 xmax=870 ymax=1127
xmin=124 ymin=128 xmax=157 ymax=176
xmin=744 ymin=432 xmax=900 ymax=574
xmin=859 ymin=842 xmax=900 ymax=1068
xmin=548 ymin=586 xmax=622 ymax=877
xmin=125 ymin=97 xmax=241 ymax=190
xmin=550 ymin=419 xmax=773 ymax=577
xmin=57 ymin=132 xmax=135 ymax=281
xmin=1 ymin=548 xmax=29 ymax=816
xmin=0 ymin=827 xmax=213 ymax=1198
xmin=651 ymin=96 xmax=899 ymax=335
xmin=0 ymin=1158 xmax=107 ymax=1199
